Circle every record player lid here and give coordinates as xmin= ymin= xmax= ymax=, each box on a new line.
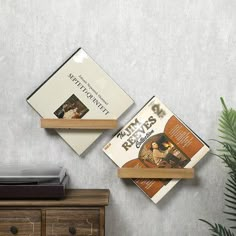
xmin=0 ymin=165 xmax=66 ymax=184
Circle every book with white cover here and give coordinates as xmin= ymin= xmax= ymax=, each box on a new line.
xmin=103 ymin=96 xmax=209 ymax=203
xmin=27 ymin=48 xmax=133 ymax=155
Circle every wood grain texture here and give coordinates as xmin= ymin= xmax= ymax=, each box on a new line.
xmin=0 ymin=190 xmax=109 ymax=236
xmin=46 ymin=209 xmax=100 ymax=236
xmin=41 ymin=209 xmax=46 ymax=236
xmin=118 ymin=168 xmax=194 ymax=179
xmin=0 ymin=189 xmax=110 ymax=207
xmin=41 ymin=119 xmax=118 ymax=129
xmin=99 ymin=208 xmax=105 ymax=236
xmin=0 ymin=210 xmax=41 ymax=236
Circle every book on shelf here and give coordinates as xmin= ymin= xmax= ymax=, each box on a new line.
xmin=27 ymin=48 xmax=134 ymax=155
xmin=103 ymin=96 xmax=209 ymax=203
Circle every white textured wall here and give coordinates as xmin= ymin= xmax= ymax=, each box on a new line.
xmin=0 ymin=0 xmax=236 ymax=235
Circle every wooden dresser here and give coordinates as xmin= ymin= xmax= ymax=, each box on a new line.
xmin=0 ymin=189 xmax=110 ymax=236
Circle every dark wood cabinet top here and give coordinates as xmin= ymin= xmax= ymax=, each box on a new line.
xmin=0 ymin=189 xmax=110 ymax=207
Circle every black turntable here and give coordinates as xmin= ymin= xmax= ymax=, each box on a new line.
xmin=0 ymin=165 xmax=68 ymax=199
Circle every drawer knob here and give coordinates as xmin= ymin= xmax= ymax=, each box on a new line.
xmin=69 ymin=226 xmax=76 ymax=235
xmin=10 ymin=226 xmax=18 ymax=235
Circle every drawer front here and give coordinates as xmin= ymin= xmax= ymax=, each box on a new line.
xmin=0 ymin=210 xmax=41 ymax=236
xmin=46 ymin=209 xmax=100 ymax=236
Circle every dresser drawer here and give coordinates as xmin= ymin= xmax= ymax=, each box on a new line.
xmin=46 ymin=209 xmax=100 ymax=236
xmin=0 ymin=210 xmax=41 ymax=236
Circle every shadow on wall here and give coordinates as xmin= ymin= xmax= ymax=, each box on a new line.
xmin=156 ymin=151 xmax=212 ymax=210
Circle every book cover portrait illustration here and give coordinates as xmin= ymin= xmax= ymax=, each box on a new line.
xmin=54 ymin=94 xmax=89 ymax=119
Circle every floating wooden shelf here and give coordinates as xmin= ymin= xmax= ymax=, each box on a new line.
xmin=41 ymin=118 xmax=118 ymax=129
xmin=118 ymin=168 xmax=194 ymax=179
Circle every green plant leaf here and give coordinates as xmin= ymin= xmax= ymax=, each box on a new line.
xmin=219 ymin=99 xmax=236 ymax=228
xmin=199 ymin=219 xmax=235 ymax=236
xmin=200 ymin=98 xmax=236 ymax=233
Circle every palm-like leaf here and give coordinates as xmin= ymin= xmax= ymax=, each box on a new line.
xmin=200 ymin=219 xmax=234 ymax=236
xmin=199 ymin=219 xmax=235 ymax=236
xmin=219 ymin=98 xmax=236 ymax=226
xmin=224 ymin=174 xmax=236 ymax=228
xmin=200 ymin=98 xmax=236 ymax=234
xmin=219 ymin=97 xmax=236 ymax=150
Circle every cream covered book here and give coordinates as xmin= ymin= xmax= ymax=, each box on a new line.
xmin=103 ymin=96 xmax=209 ymax=203
xmin=27 ymin=48 xmax=133 ymax=155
